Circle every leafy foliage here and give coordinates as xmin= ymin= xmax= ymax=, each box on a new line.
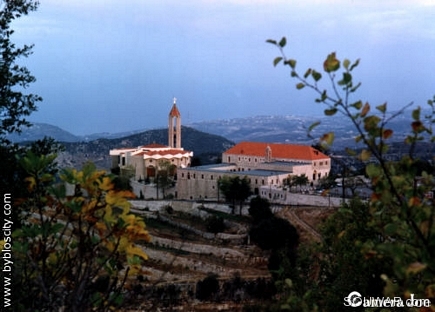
xmin=205 ymin=215 xmax=226 ymax=234
xmin=196 ymin=274 xmax=220 ymax=301
xmin=12 ymin=155 xmax=151 ymax=311
xmin=0 ymin=0 xmax=42 ymax=142
xmin=249 ymin=195 xmax=273 ymax=223
xmin=218 ymin=175 xmax=251 ymax=214
xmin=268 ymin=37 xmax=435 ymax=308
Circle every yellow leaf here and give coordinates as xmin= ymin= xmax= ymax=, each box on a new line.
xmin=25 ymin=176 xmax=36 ymax=191
xmin=320 ymin=132 xmax=335 ymax=146
xmin=406 ymin=262 xmax=426 ymax=275
xmin=103 ymin=205 xmax=116 ymax=224
xmin=98 ymin=176 xmax=114 ymax=191
xmin=359 ymin=149 xmax=371 ymax=161
xmin=408 ymin=196 xmax=421 ymax=207
xmin=126 ymin=244 xmax=148 ymax=261
xmin=106 ymin=190 xmax=134 ymax=211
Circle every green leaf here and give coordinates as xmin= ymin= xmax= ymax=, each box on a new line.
xmin=266 ymin=39 xmax=277 ymax=45
xmin=384 ymin=223 xmax=398 ymax=235
xmin=308 ymin=121 xmax=321 ymax=132
xmin=285 ymin=59 xmax=296 ymax=69
xmin=343 ymin=59 xmax=350 ymax=70
xmin=304 ymin=68 xmax=312 ymax=79
xmin=338 ymin=72 xmax=352 ymax=86
xmin=324 ymin=108 xmax=337 ymax=116
xmin=351 ymin=100 xmax=363 ymax=109
xmin=366 ymin=163 xmax=382 ymax=178
xmin=376 ymin=103 xmax=387 ymax=113
xmin=279 ymin=36 xmax=287 ymax=47
xmin=345 ymin=147 xmax=357 ymax=156
xmin=350 ymin=82 xmax=361 ymax=93
xmin=273 ymin=57 xmax=283 ymax=67
xmin=296 ymin=82 xmax=305 ymax=90
xmin=412 ymin=108 xmax=421 ymax=120
xmin=349 ymin=58 xmax=360 ymax=71
xmin=312 ymin=70 xmax=322 ymax=82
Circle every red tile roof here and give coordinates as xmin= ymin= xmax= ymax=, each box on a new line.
xmin=223 ymin=142 xmax=328 ymax=161
xmin=169 ymin=104 xmax=181 ymax=117
xmin=142 ymin=143 xmax=167 ymax=148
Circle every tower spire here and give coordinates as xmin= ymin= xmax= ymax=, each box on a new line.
xmin=168 ymin=98 xmax=181 ymax=148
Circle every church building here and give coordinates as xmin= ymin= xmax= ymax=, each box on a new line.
xmin=109 ymin=99 xmax=193 ymax=182
xmin=176 ymin=142 xmax=331 ymax=200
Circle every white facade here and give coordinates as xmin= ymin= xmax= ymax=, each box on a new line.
xmin=176 ymin=142 xmax=331 ymax=200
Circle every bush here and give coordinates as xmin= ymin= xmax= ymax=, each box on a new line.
xmin=196 ymin=274 xmax=220 ymax=301
xmin=249 ymin=217 xmax=298 ymax=251
xmin=12 ymin=158 xmax=151 ymax=311
xmin=248 ymin=196 xmax=273 ymax=223
xmin=206 ymin=215 xmax=226 ymax=234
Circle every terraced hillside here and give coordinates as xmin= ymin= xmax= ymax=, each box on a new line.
xmin=125 ymin=201 xmax=335 ymax=310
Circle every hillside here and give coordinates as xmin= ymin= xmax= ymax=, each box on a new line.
xmin=57 ymin=126 xmax=234 ymax=169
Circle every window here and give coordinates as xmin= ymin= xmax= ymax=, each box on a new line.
xmin=211 ymin=175 xmax=214 ymax=180
xmin=201 ymin=174 xmax=204 ymax=179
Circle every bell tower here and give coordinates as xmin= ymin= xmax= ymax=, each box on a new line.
xmin=168 ymin=98 xmax=181 ymax=149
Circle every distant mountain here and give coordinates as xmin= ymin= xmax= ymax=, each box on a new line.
xmin=6 ymin=123 xmax=82 ymax=143
xmin=187 ymin=113 xmax=414 ymax=150
xmin=58 ymin=127 xmax=234 ymax=169
xmin=6 ymin=122 xmax=152 ymax=143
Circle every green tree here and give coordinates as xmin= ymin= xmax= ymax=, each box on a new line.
xmin=155 ymin=159 xmax=174 ymax=199
xmin=278 ymin=199 xmax=391 ymax=312
xmin=249 ymin=195 xmax=273 ymax=223
xmin=291 ymin=174 xmax=309 ymax=192
xmin=218 ymin=175 xmax=251 ymax=214
xmin=0 ymin=0 xmax=41 ymax=142
xmin=0 ymin=0 xmax=42 ymax=198
xmin=268 ymin=37 xmax=435 ymax=307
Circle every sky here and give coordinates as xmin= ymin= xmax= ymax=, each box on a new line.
xmin=10 ymin=0 xmax=435 ymax=135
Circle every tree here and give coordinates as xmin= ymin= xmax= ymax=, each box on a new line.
xmin=268 ymin=37 xmax=435 ymax=307
xmin=0 ymin=0 xmax=42 ymax=142
xmin=218 ymin=175 xmax=251 ymax=214
xmin=155 ymin=160 xmax=174 ymax=199
xmin=291 ymin=174 xmax=309 ymax=192
xmin=11 ymin=157 xmax=150 ymax=311
xmin=0 ymin=0 xmax=42 ymax=198
xmin=249 ymin=196 xmax=273 ymax=223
